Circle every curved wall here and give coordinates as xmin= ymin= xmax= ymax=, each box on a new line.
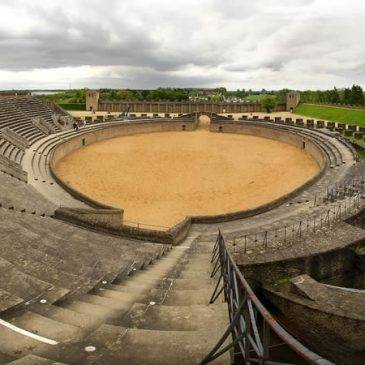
xmin=210 ymin=121 xmax=327 ymax=170
xmin=50 ymin=119 xmax=327 ymax=243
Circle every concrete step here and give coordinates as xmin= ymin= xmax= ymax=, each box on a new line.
xmin=0 ymin=323 xmax=50 ymax=359
xmin=61 ymin=300 xmax=119 ymax=321
xmin=32 ymin=304 xmax=100 ymax=330
xmin=120 ymin=303 xmax=228 ymax=331
xmin=95 ymin=288 xmax=142 ymax=304
xmin=79 ymin=294 xmax=131 ymax=312
xmin=8 ymin=312 xmax=82 ymax=343
xmin=6 ymin=354 xmax=68 ymax=364
xmin=86 ymin=324 xmax=230 ymax=365
xmin=0 ymin=351 xmax=14 ymax=365
xmin=0 ymin=289 xmax=24 ymax=316
xmin=179 ymin=270 xmax=212 ymax=279
xmin=150 ymin=288 xmax=223 ymax=306
xmin=170 ymin=278 xmax=214 ymax=290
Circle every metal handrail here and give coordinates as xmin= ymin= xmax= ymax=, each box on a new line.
xmin=235 ymin=193 xmax=362 ymax=253
xmin=201 ymin=231 xmax=334 ymax=365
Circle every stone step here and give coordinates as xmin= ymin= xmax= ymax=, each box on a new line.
xmin=79 ymin=294 xmax=131 ymax=312
xmin=0 ymin=258 xmax=53 ymax=302
xmin=0 ymin=290 xmax=24 ymax=316
xmin=170 ymin=278 xmax=214 ymax=290
xmin=0 ymin=322 xmax=50 ymax=359
xmin=109 ymin=278 xmax=173 ymax=299
xmin=62 ymin=300 xmax=119 ymax=321
xmin=32 ymin=303 xmax=100 ymax=330
xmin=0 ymin=351 xmax=14 ymax=365
xmin=179 ymin=270 xmax=212 ymax=279
xmin=120 ymin=303 xmax=228 ymax=331
xmin=86 ymin=324 xmax=230 ymax=365
xmin=0 ymin=246 xmax=87 ymax=292
xmin=8 ymin=311 xmax=82 ymax=343
xmin=6 ymin=354 xmax=68 ymax=364
xmin=150 ymin=288 xmax=223 ymax=306
xmin=95 ymin=287 xmax=143 ymax=303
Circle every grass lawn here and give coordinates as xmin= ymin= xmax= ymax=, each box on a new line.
xmin=294 ymin=103 xmax=365 ymax=126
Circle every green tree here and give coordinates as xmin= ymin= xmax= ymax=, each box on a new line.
xmin=262 ymin=96 xmax=276 ymax=113
xmin=342 ymin=88 xmax=352 ymax=104
xmin=351 ymin=85 xmax=364 ymax=105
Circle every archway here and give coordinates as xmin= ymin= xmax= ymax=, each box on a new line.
xmin=197 ymin=113 xmax=211 ymax=130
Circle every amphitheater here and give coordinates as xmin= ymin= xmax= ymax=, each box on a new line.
xmin=0 ymin=92 xmax=364 ymax=364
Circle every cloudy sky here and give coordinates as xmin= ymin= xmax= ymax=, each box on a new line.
xmin=0 ymin=0 xmax=364 ymax=90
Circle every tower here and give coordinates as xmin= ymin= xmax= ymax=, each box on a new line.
xmin=286 ymin=91 xmax=300 ymax=112
xmin=86 ymin=90 xmax=100 ymax=112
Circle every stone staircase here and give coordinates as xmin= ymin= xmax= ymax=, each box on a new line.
xmin=0 ymin=235 xmax=230 ymax=364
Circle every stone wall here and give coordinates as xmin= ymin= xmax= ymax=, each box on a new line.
xmin=0 ymin=128 xmax=30 ymax=150
xmin=0 ymin=154 xmax=27 ymax=182
xmin=286 ymin=92 xmax=300 ymax=111
xmin=55 ymin=207 xmax=123 ymax=230
xmin=263 ymin=276 xmax=365 ymax=364
xmin=241 ymin=239 xmax=363 ymax=286
xmin=210 ymin=121 xmax=327 ymax=170
xmin=32 ymin=117 xmax=56 ymax=135
xmin=97 ymin=100 xmax=287 ymax=114
xmin=49 ymin=119 xmax=326 ymax=245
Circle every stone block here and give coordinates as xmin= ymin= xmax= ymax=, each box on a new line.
xmin=354 ymin=132 xmax=364 ymax=139
xmin=348 ymin=125 xmax=357 ymax=132
xmin=295 ymin=119 xmax=304 ymax=127
xmin=0 ymin=128 xmax=29 ymax=150
xmin=307 ymin=119 xmax=315 ymax=129
xmin=316 ymin=120 xmax=325 ymax=128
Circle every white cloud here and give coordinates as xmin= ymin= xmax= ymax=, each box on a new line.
xmin=0 ymin=0 xmax=364 ymax=89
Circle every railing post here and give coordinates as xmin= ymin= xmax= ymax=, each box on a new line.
xmin=262 ymin=320 xmax=270 ymax=361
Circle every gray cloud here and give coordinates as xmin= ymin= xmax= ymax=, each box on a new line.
xmin=0 ymin=0 xmax=364 ymax=89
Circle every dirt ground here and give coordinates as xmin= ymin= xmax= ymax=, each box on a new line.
xmin=56 ymin=122 xmax=320 ymax=228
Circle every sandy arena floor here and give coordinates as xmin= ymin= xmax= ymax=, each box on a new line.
xmin=56 ymin=126 xmax=320 ymax=228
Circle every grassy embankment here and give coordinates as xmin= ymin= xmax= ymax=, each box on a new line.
xmin=295 ymin=103 xmax=365 ymax=159
xmin=294 ymin=103 xmax=365 ymax=126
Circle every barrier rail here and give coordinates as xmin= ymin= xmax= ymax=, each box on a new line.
xmin=228 ymin=177 xmax=365 ymax=254
xmin=200 ymin=231 xmax=334 ymax=364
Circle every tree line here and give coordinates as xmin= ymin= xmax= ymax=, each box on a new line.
xmin=300 ymin=85 xmax=364 ymax=106
xmin=38 ymin=85 xmax=365 ymax=108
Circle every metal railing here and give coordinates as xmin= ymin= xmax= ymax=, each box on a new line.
xmin=230 ymin=192 xmax=363 ymax=253
xmin=200 ymin=231 xmax=334 ymax=365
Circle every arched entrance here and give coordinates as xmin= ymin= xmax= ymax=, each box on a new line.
xmin=197 ymin=114 xmax=211 ymax=130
